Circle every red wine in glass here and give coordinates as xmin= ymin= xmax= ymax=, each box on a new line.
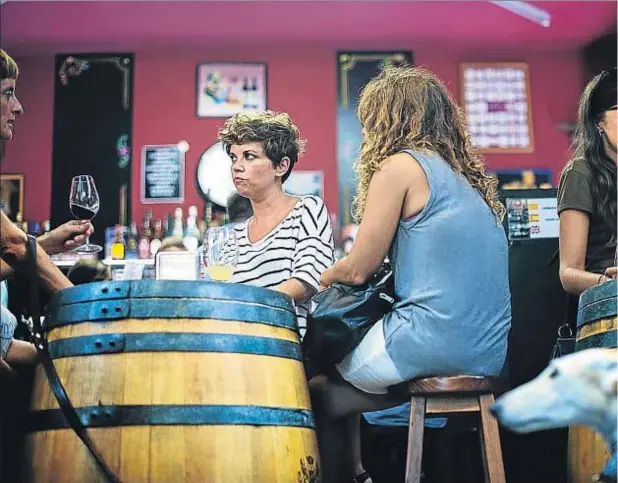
xmin=69 ymin=175 xmax=102 ymax=253
xmin=70 ymin=204 xmax=97 ymax=220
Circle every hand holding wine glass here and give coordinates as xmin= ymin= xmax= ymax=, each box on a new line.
xmin=69 ymin=175 xmax=102 ymax=253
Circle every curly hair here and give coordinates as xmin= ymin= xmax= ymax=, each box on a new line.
xmin=564 ymin=69 xmax=617 ymax=246
xmin=0 ymin=49 xmax=19 ymax=80
xmin=353 ymin=66 xmax=504 ymax=221
xmin=218 ymin=110 xmax=306 ymax=183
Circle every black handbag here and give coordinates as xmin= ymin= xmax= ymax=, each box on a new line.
xmin=303 ymin=263 xmax=395 ymax=367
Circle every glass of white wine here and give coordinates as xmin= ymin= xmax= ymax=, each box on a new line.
xmin=202 ymin=227 xmax=238 ymax=282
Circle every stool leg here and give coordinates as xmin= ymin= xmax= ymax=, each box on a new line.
xmin=404 ymin=396 xmax=426 ymax=483
xmin=478 ymin=393 xmax=506 ymax=483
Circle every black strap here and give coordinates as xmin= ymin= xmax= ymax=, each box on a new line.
xmin=26 ymin=236 xmax=121 ymax=483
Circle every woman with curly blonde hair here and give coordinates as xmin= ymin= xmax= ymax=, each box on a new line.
xmin=313 ymin=66 xmax=511 ymax=483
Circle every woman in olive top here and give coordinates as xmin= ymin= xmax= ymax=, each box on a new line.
xmin=558 ymin=68 xmax=617 ymax=295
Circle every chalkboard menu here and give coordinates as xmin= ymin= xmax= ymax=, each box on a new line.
xmin=141 ymin=144 xmax=185 ymax=204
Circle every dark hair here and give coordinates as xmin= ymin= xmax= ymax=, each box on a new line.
xmin=227 ymin=192 xmax=253 ymax=223
xmin=67 ymin=260 xmax=109 ymax=285
xmin=218 ymin=110 xmax=305 ymax=183
xmin=565 ymin=69 xmax=617 ymax=246
xmin=0 ymin=49 xmax=19 ymax=80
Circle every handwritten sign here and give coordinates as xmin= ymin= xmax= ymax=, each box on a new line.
xmin=141 ymin=145 xmax=185 ymax=203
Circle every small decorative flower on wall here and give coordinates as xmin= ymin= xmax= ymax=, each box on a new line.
xmin=58 ymin=56 xmax=89 ymax=86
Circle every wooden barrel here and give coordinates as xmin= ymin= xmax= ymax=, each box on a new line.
xmin=568 ymin=279 xmax=617 ymax=483
xmin=24 ymin=280 xmax=321 ymax=483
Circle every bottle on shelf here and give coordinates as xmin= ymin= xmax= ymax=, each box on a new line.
xmin=150 ymin=219 xmax=163 ymax=257
xmin=29 ymin=221 xmax=41 ymax=237
xmin=126 ymin=221 xmax=139 ymax=260
xmin=172 ymin=207 xmax=185 ymax=238
xmin=138 ymin=213 xmax=152 ymax=259
xmin=183 ymin=206 xmax=200 ymax=251
xmin=251 ymin=76 xmax=259 ymax=108
xmin=165 ymin=212 xmax=174 ymax=238
xmin=111 ymin=225 xmax=126 ymax=260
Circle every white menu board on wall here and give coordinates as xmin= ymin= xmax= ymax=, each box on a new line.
xmin=461 ymin=62 xmax=534 ymax=153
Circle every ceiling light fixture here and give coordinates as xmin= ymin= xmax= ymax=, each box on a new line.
xmin=490 ymin=1 xmax=551 ymax=28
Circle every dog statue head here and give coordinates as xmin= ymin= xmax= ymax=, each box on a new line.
xmin=491 ymin=348 xmax=617 ymax=440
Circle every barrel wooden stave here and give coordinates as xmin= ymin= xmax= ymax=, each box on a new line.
xmin=25 ymin=426 xmax=319 ymax=483
xmin=25 ymin=281 xmax=321 ymax=483
xmin=568 ymin=280 xmax=617 ymax=483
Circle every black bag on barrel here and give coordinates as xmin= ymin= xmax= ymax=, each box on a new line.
xmin=303 ymin=263 xmax=395 ymax=368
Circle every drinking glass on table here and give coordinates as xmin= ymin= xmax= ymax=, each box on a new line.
xmin=68 ymin=175 xmax=102 ymax=253
xmin=202 ymin=226 xmax=239 ymax=282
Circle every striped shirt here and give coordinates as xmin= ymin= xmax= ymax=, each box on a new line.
xmin=231 ymin=196 xmax=334 ymax=336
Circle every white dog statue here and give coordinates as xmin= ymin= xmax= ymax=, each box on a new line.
xmin=491 ymin=348 xmax=617 ymax=482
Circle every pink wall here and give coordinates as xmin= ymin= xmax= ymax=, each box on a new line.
xmin=1 ymin=45 xmax=582 ymax=224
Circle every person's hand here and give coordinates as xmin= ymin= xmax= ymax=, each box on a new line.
xmin=604 ymin=266 xmax=617 ymax=280
xmin=38 ymin=220 xmax=94 ymax=255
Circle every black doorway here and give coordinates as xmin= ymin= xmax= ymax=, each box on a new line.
xmin=50 ymin=53 xmax=134 ymax=248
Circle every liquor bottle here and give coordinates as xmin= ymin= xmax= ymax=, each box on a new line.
xmin=203 ymin=201 xmax=213 ymax=229
xmin=138 ymin=214 xmax=152 ymax=259
xmin=165 ymin=212 xmax=174 ymax=238
xmin=242 ymin=76 xmax=250 ymax=109
xmin=172 ymin=207 xmax=184 ymax=238
xmin=183 ymin=206 xmax=200 ymax=251
xmin=251 ymin=76 xmax=259 ymax=109
xmin=125 ymin=221 xmax=139 ymax=259
xmin=150 ymin=219 xmax=163 ymax=257
xmin=111 ymin=225 xmax=126 ymax=260
xmin=220 ymin=212 xmax=230 ymax=227
xmin=29 ymin=221 xmax=41 ymax=237
xmin=21 ymin=221 xmax=28 ymax=235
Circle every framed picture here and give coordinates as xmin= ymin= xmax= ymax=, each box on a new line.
xmin=0 ymin=174 xmax=24 ymax=221
xmin=196 ymin=63 xmax=267 ymax=118
xmin=460 ymin=62 xmax=534 ymax=153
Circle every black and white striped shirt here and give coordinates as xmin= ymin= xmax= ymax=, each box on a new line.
xmin=231 ymin=196 xmax=334 ymax=336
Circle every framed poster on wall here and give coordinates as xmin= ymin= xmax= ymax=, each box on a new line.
xmin=141 ymin=144 xmax=185 ymax=204
xmin=460 ymin=62 xmax=534 ymax=153
xmin=196 ymin=63 xmax=267 ymax=118
xmin=336 ymin=51 xmax=413 ymax=226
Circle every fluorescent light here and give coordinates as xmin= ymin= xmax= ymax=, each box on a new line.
xmin=490 ymin=1 xmax=551 ymax=28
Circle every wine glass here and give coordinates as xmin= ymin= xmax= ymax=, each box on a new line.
xmin=69 ymin=175 xmax=102 ymax=253
xmin=202 ymin=227 xmax=239 ymax=282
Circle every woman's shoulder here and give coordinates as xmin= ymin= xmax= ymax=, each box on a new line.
xmin=561 ymin=158 xmax=593 ymax=181
xmin=298 ymin=195 xmax=328 ymax=213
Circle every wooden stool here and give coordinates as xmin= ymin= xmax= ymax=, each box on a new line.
xmin=389 ymin=376 xmax=506 ymax=483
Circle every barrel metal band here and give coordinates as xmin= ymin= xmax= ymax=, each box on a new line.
xmin=47 ymin=333 xmax=302 ymax=361
xmin=577 ymin=298 xmax=618 ymax=328
xmin=26 ymin=405 xmax=315 ymax=432
xmin=575 ymin=331 xmax=617 ymax=351
xmin=579 ymin=280 xmax=617 ymax=308
xmin=45 ymin=298 xmax=297 ymax=331
xmin=50 ymin=280 xmax=295 ymax=312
